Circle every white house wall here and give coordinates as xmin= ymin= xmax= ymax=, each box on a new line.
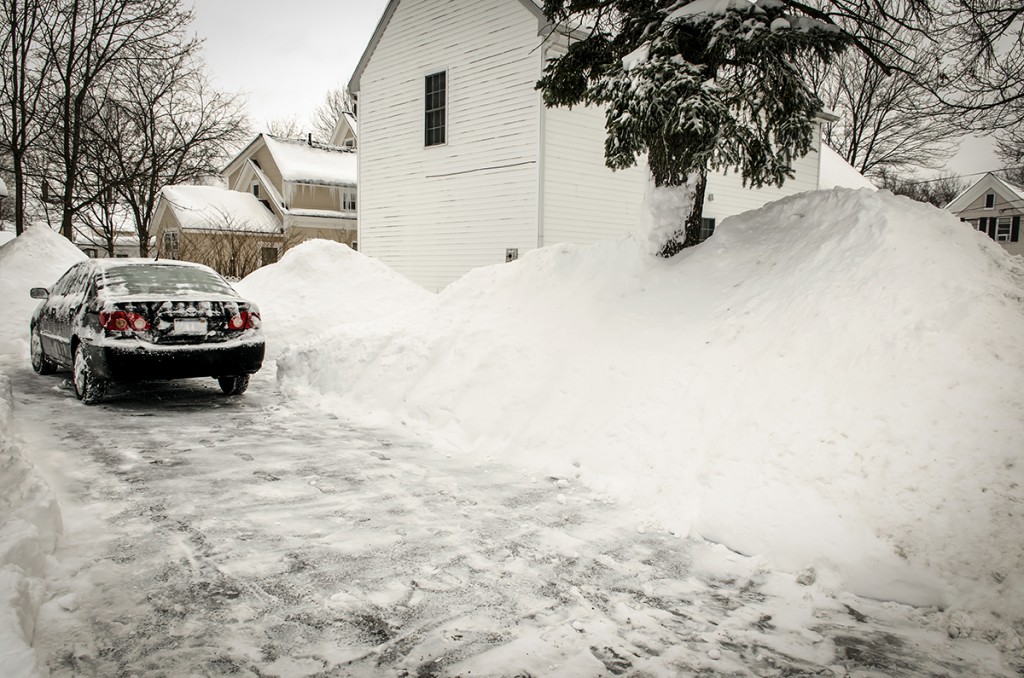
xmin=543 ymin=100 xmax=822 ymax=245
xmin=702 ymin=136 xmax=821 ymax=223
xmin=541 ymin=100 xmax=647 ymax=245
xmin=358 ymin=0 xmax=542 ymax=290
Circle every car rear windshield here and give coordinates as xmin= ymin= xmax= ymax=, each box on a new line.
xmin=98 ymin=265 xmax=236 ymax=297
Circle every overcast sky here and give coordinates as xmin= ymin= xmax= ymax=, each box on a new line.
xmin=187 ymin=0 xmax=1000 ymax=179
xmin=189 ymin=0 xmax=389 ymax=132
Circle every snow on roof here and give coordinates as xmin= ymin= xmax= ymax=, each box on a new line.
xmin=161 ymin=185 xmax=281 ymax=233
xmin=945 ymin=172 xmax=1024 ymax=212
xmin=819 ymin=144 xmax=876 ymax=190
xmin=263 ymin=135 xmax=357 ymax=187
xmin=343 ymin=112 xmax=358 ymax=138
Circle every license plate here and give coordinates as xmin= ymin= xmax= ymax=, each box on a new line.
xmin=173 ymin=318 xmax=207 ymax=335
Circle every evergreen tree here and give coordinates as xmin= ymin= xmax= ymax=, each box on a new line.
xmin=537 ymin=0 xmax=849 ymax=256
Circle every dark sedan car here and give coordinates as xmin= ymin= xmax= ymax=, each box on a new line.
xmin=29 ymin=259 xmax=265 ymax=404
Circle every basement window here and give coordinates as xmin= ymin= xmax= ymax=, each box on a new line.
xmin=425 ymin=71 xmax=446 ymax=147
xmin=698 ymin=218 xmax=716 ymax=243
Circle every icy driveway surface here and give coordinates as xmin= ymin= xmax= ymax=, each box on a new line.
xmin=9 ymin=367 xmax=1014 ymax=677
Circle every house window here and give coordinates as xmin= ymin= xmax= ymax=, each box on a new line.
xmin=343 ymin=190 xmax=356 ymax=211
xmin=83 ymin=248 xmax=97 ymax=258
xmin=699 ymin=218 xmax=716 ymax=243
xmin=985 ymin=193 xmax=995 ymax=209
xmin=425 ymin=71 xmax=446 ymax=147
xmin=996 ymin=217 xmax=1012 ymax=242
xmin=252 ymin=183 xmax=260 ymax=198
xmin=351 ymin=241 xmax=358 ymax=251
xmin=261 ymin=246 xmax=279 ymax=266
xmin=163 ymin=231 xmax=179 ymax=259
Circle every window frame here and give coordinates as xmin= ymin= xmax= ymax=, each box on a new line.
xmin=424 ymin=70 xmax=447 ymax=148
xmin=699 ymin=218 xmax=716 ymax=243
xmin=996 ymin=217 xmax=1012 ymax=242
xmin=260 ymin=245 xmax=279 ymax=266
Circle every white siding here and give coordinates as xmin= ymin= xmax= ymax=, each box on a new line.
xmin=702 ymin=130 xmax=822 ymax=223
xmin=358 ymin=0 xmax=542 ymax=291
xmin=543 ymin=103 xmax=823 ymax=243
xmin=541 ymin=98 xmax=647 ymax=245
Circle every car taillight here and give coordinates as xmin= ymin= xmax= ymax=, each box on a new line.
xmin=227 ymin=311 xmax=260 ymax=331
xmin=99 ymin=310 xmax=150 ymax=333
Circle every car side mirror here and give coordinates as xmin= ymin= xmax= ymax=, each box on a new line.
xmin=30 ymin=287 xmax=49 ymax=299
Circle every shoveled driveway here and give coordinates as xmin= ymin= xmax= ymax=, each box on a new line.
xmin=7 ymin=364 xmax=1016 ymax=677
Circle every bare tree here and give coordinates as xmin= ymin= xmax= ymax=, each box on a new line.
xmin=75 ymin=189 xmax=129 ymax=256
xmin=310 ymin=85 xmax=354 ymax=143
xmin=0 ymin=0 xmax=57 ymax=234
xmin=88 ymin=47 xmax=249 ymax=256
xmin=41 ymin=0 xmax=193 ymax=242
xmin=994 ymin=127 xmax=1024 ymax=186
xmin=171 ymin=208 xmax=295 ymax=279
xmin=926 ymin=2 xmax=1024 ymax=131
xmin=809 ymin=29 xmax=962 ymax=178
xmin=263 ymin=115 xmax=302 ymax=139
xmin=875 ymin=169 xmax=968 ymax=208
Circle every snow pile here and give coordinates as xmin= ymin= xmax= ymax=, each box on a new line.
xmin=236 ymin=239 xmax=433 ymax=358
xmin=0 ymin=225 xmax=86 ymax=358
xmin=0 ymin=374 xmax=63 ymax=677
xmin=279 ymin=189 xmax=1024 ymax=629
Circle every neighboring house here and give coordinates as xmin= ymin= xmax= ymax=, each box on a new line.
xmin=222 ymin=133 xmax=358 ymax=248
xmin=945 ymin=172 xmax=1024 ymax=256
xmin=152 ymin=185 xmax=285 ymax=279
xmin=330 ymin=112 xmax=358 ymax=148
xmin=153 ymin=133 xmax=359 ymax=277
xmin=349 ymin=0 xmax=845 ymax=290
xmin=76 ymin=231 xmax=144 ymax=259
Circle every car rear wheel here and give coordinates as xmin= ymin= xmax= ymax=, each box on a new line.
xmin=218 ymin=375 xmax=250 ymax=395
xmin=73 ymin=343 xmax=106 ymax=405
xmin=30 ymin=326 xmax=57 ymax=375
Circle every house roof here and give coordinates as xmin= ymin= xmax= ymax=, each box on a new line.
xmin=819 ymin=145 xmax=876 ymax=190
xmin=160 ymin=185 xmax=282 ymax=234
xmin=348 ymin=0 xmax=547 ymax=93
xmin=223 ymin=134 xmax=357 ymax=188
xmin=330 ymin=111 xmax=358 ymax=145
xmin=945 ymin=172 xmax=1024 ymax=213
xmin=262 ymin=135 xmax=357 ymax=186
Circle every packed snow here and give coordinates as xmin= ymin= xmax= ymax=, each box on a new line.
xmin=0 ymin=226 xmax=79 ymax=676
xmin=2 ymin=190 xmax=1023 ymax=672
xmin=235 ymin=239 xmax=433 ymax=359
xmin=275 ymin=189 xmax=1024 ymax=641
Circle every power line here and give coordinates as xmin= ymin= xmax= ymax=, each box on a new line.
xmin=898 ymin=165 xmax=1024 ymax=187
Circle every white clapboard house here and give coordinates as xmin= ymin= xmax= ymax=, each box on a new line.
xmin=350 ymin=0 xmax=848 ymax=290
xmin=944 ymin=172 xmax=1024 ymax=257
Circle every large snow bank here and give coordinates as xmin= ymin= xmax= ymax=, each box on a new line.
xmin=236 ymin=239 xmax=433 ymax=359
xmin=279 ymin=189 xmax=1024 ymax=629
xmin=0 ymin=376 xmax=63 ymax=677
xmin=0 ymin=225 xmax=86 ymax=359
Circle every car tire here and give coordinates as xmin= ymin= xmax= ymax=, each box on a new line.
xmin=73 ymin=342 xmax=106 ymax=405
xmin=218 ymin=375 xmax=250 ymax=395
xmin=30 ymin=326 xmax=57 ymax=375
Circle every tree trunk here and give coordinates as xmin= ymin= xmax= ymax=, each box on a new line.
xmin=658 ymin=170 xmax=707 ymax=258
